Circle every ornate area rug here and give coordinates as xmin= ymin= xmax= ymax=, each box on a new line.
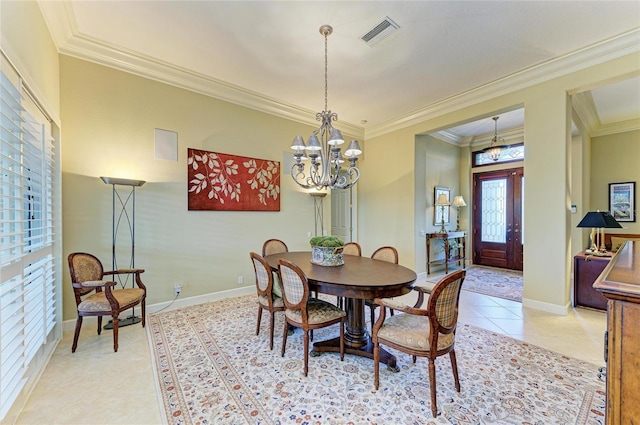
xmin=430 ymin=266 xmax=523 ymax=302
xmin=147 ymin=295 xmax=604 ymax=425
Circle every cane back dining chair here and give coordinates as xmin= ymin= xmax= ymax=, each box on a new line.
xmin=365 ymin=246 xmax=398 ymax=331
xmin=250 ymin=252 xmax=285 ymax=350
xmin=343 ymin=242 xmax=362 ymax=256
xmin=278 ymin=259 xmax=346 ymax=376
xmin=262 ymin=238 xmax=288 ymax=257
xmin=68 ymin=252 xmax=147 ymax=353
xmin=372 ymin=269 xmax=466 ymax=417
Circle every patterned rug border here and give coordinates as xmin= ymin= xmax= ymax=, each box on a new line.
xmin=147 ymin=294 xmax=605 ymax=425
xmin=428 ymin=265 xmax=523 ymax=302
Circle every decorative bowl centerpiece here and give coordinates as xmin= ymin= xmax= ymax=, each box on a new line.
xmin=310 ymin=235 xmax=345 ymax=266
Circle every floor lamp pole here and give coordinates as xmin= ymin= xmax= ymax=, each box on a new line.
xmin=100 ymin=176 xmax=145 ymax=328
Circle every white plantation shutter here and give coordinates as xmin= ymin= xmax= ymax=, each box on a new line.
xmin=1 ymin=53 xmax=57 ymax=419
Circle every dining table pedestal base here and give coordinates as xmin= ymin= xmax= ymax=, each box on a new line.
xmin=311 ymin=337 xmax=400 ymax=371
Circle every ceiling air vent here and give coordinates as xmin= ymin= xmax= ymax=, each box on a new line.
xmin=361 ymin=17 xmax=400 ymax=46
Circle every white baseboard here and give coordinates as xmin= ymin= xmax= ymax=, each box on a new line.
xmin=522 ymin=297 xmax=569 ymax=315
xmin=62 ymin=286 xmax=255 ymax=333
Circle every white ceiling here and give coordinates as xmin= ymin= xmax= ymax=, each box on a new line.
xmin=37 ymin=1 xmax=640 ymax=140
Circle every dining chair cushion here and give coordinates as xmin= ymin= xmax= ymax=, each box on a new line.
xmin=285 ymin=298 xmax=346 ymax=325
xmin=78 ymin=288 xmax=145 ymax=313
xmin=258 ymin=294 xmax=284 ymax=308
xmin=377 ymin=314 xmax=455 ymax=351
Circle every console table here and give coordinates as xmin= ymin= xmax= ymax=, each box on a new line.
xmin=426 ymin=231 xmax=466 ymax=274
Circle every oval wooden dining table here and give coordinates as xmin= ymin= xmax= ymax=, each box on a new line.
xmin=263 ymin=251 xmax=417 ymax=369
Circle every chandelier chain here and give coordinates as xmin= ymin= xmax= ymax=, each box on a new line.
xmin=324 ymin=29 xmax=328 ymax=113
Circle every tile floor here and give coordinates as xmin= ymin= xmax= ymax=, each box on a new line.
xmin=14 ymin=272 xmax=606 ymax=425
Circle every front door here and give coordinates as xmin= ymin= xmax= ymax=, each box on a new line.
xmin=473 ymin=167 xmax=524 ymax=270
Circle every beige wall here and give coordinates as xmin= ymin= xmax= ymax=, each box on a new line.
xmin=359 ymin=52 xmax=640 ymax=313
xmin=59 ymin=56 xmax=340 ymax=320
xmin=591 ymin=129 xmax=640 ymax=235
xmin=1 ymin=1 xmax=60 ymax=121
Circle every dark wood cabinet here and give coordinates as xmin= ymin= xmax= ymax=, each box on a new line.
xmin=594 ymin=241 xmax=640 ymax=424
xmin=573 ymin=252 xmax=610 ymax=310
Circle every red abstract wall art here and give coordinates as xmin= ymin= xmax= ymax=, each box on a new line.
xmin=187 ymin=149 xmax=280 ymax=211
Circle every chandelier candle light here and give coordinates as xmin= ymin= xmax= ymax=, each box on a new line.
xmin=482 ymin=116 xmax=510 ymax=161
xmin=290 ymin=25 xmax=362 ymax=190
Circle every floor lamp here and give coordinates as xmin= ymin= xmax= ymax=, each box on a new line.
xmin=100 ymin=176 xmax=146 ymax=328
xmin=310 ymin=192 xmax=327 ymax=236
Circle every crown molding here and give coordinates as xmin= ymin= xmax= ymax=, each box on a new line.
xmin=593 ymin=118 xmax=640 ymax=137
xmin=366 ymin=29 xmax=640 ymax=139
xmin=469 ymin=126 xmax=525 ymax=148
xmin=37 ymin=2 xmax=365 ymax=140
xmin=571 ymin=91 xmax=600 ymax=136
xmin=430 ymin=130 xmax=462 ymax=146
xmin=38 ymin=1 xmax=638 ymax=142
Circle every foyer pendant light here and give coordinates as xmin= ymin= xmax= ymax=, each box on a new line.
xmin=289 ymin=25 xmax=362 ymax=190
xmin=482 ymin=116 xmax=509 ymax=161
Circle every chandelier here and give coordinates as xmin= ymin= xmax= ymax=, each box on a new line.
xmin=482 ymin=116 xmax=509 ymax=161
xmin=290 ymin=25 xmax=362 ymax=190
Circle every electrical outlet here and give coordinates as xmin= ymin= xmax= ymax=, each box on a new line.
xmin=237 ymin=276 xmax=244 ymax=285
xmin=174 ymin=284 xmax=182 ymax=296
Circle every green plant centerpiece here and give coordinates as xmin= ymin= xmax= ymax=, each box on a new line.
xmin=310 ymin=235 xmax=345 ymax=266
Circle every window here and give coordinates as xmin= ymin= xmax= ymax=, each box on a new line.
xmin=472 ymin=143 xmax=524 ymax=167
xmin=1 ymin=55 xmax=57 ymax=419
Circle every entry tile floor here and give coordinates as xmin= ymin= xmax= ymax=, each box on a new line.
xmin=15 ymin=286 xmax=606 ymax=424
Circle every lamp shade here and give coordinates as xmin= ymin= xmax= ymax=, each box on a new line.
xmin=452 ymin=195 xmax=466 ymax=207
xmin=435 ymin=193 xmax=450 ymax=206
xmin=344 ymin=140 xmax=362 ymax=157
xmin=577 ymin=211 xmax=622 ymax=229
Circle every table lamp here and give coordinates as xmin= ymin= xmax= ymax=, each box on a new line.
xmin=577 ymin=210 xmax=622 ymax=255
xmin=435 ymin=193 xmax=450 ymax=233
xmin=451 ymin=195 xmax=466 ymax=231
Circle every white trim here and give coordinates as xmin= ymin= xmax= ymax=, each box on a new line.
xmin=522 ymin=297 xmax=570 ymax=315
xmin=61 ymin=286 xmax=255 ymax=333
xmin=366 ymin=30 xmax=640 ymax=139
xmin=37 ymin=0 xmax=639 ymax=140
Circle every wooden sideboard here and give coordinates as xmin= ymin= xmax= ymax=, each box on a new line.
xmin=426 ymin=231 xmax=466 ymax=274
xmin=593 ymin=240 xmax=640 ymax=424
xmin=573 ymin=252 xmax=610 ymax=310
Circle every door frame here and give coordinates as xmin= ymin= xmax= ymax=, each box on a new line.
xmin=472 ymin=167 xmax=524 ymax=270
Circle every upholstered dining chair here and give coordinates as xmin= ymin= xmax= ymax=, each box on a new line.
xmin=262 ymin=238 xmax=288 ymax=298
xmin=372 ymin=269 xmax=466 ymax=417
xmin=278 ymin=259 xmax=346 ymax=376
xmin=365 ymin=246 xmax=399 ymax=331
xmin=67 ymin=252 xmax=147 ymax=353
xmin=250 ymin=252 xmax=285 ymax=350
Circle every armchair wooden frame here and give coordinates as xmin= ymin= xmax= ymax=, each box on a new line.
xmin=278 ymin=259 xmax=346 ymax=376
xmin=372 ymin=269 xmax=466 ymax=417
xmin=68 ymin=252 xmax=147 ymax=353
xmin=366 ymin=246 xmax=399 ymax=330
xmin=250 ymin=252 xmax=285 ymax=350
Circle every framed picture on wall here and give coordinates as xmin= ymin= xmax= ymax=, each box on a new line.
xmin=433 ymin=186 xmax=450 ymax=226
xmin=609 ymin=181 xmax=635 ymax=222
